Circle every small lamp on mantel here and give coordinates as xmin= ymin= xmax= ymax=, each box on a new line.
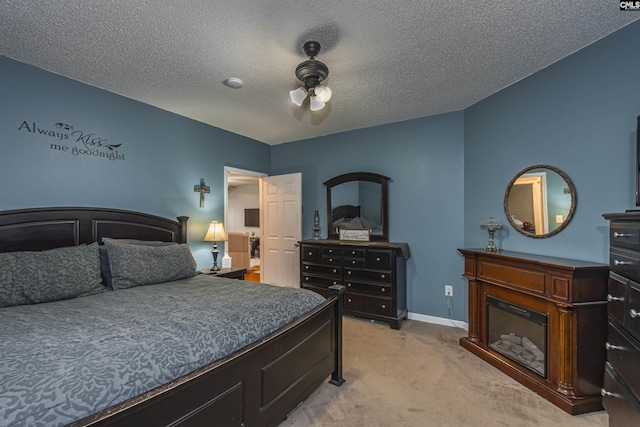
xmin=203 ymin=221 xmax=227 ymax=272
xmin=481 ymin=217 xmax=503 ymax=252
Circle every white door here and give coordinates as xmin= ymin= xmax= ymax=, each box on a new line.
xmin=260 ymin=173 xmax=302 ymax=287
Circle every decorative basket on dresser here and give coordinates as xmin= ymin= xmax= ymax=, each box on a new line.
xmin=602 ymin=212 xmax=640 ymax=425
xmin=299 ymin=239 xmax=410 ymax=329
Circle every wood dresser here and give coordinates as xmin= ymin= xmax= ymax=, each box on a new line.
xmin=300 ymin=239 xmax=410 ymax=329
xmin=458 ymin=249 xmax=609 ymax=415
xmin=602 ymin=212 xmax=640 ymax=425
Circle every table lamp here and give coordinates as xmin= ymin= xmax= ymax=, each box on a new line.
xmin=481 ymin=217 xmax=503 ymax=252
xmin=203 ymin=221 xmax=227 ymax=272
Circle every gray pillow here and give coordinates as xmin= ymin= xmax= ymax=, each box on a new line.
xmin=99 ymin=239 xmax=177 ymax=289
xmin=104 ymin=239 xmax=196 ymax=290
xmin=0 ymin=243 xmax=104 ymax=308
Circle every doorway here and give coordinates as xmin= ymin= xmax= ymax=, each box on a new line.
xmin=225 ymin=167 xmax=266 ymax=282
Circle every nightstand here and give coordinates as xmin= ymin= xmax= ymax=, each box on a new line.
xmin=200 ymin=267 xmax=246 ymax=280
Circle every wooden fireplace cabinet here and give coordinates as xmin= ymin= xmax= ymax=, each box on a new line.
xmin=458 ymin=249 xmax=609 ymax=415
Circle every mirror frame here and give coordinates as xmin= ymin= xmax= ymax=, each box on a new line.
xmin=324 ymin=172 xmax=390 ymax=241
xmin=503 ymin=164 xmax=577 ymax=239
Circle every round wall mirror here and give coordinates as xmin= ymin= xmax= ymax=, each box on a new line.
xmin=503 ymin=165 xmax=576 ymax=238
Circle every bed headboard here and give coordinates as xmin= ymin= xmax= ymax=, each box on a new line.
xmin=0 ymin=207 xmax=188 ymax=253
xmin=332 ymin=204 xmax=361 ymax=223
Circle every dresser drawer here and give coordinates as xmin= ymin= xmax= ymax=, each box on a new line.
xmin=344 ymin=257 xmax=366 ymax=267
xmin=344 ymin=293 xmax=394 ymax=317
xmin=343 ymin=248 xmax=366 ymax=258
xmin=610 ymin=247 xmax=640 ymax=282
xmin=609 ymin=272 xmax=628 ymax=327
xmin=301 ymin=245 xmax=321 ymax=262
xmin=611 ymin=222 xmax=640 ymax=250
xmin=302 ymin=263 xmax=341 ymax=277
xmin=629 ymin=282 xmax=640 ymax=342
xmin=602 ymin=362 xmax=640 ymax=425
xmin=322 ymin=246 xmax=341 ymax=256
xmin=345 ymin=268 xmax=392 ymax=284
xmin=367 ymin=250 xmax=392 ymax=270
xmin=345 ymin=280 xmax=392 ymax=296
xmin=322 ymin=255 xmax=342 ymax=265
xmin=607 ymin=321 xmax=640 ymax=402
xmin=302 ymin=274 xmax=341 ymax=289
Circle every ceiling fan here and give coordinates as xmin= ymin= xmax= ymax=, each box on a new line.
xmin=289 ymin=41 xmax=332 ymax=111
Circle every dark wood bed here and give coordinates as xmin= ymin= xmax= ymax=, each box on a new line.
xmin=0 ymin=207 xmax=344 ymax=427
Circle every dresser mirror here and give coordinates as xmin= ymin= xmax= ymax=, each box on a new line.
xmin=324 ymin=172 xmax=390 ymax=241
xmin=504 ymin=165 xmax=576 ymax=238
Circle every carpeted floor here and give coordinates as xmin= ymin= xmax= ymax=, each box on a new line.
xmin=280 ymin=317 xmax=608 ymax=427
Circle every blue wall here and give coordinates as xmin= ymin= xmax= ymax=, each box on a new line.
xmin=465 ymin=20 xmax=640 ymax=264
xmin=271 ymin=112 xmax=466 ymax=321
xmin=2 ymin=20 xmax=640 ymax=323
xmin=0 ymin=56 xmax=271 ymax=268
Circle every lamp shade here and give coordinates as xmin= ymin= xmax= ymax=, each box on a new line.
xmin=289 ymin=87 xmax=307 ymax=106
xmin=314 ymin=85 xmax=332 ymax=103
xmin=480 ymin=217 xmax=503 ymax=231
xmin=203 ymin=221 xmax=227 ymax=241
xmin=309 ymin=96 xmax=326 ymax=111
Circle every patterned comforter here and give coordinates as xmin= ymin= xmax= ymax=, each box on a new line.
xmin=0 ymin=275 xmax=325 ymax=427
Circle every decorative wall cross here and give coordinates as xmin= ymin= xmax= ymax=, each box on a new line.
xmin=194 ymin=178 xmax=210 ymax=208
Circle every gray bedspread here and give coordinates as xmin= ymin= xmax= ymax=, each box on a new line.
xmin=0 ymin=275 xmax=325 ymax=427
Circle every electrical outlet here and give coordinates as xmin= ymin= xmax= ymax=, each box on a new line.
xmin=445 ymin=285 xmax=453 ymax=296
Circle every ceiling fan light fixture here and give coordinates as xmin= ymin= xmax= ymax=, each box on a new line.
xmin=309 ymin=95 xmax=326 ymax=111
xmin=314 ymin=85 xmax=332 ymax=103
xmin=289 ymin=87 xmax=307 ymax=106
xmin=290 ymin=41 xmax=332 ymax=110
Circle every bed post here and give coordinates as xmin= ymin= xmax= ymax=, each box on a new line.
xmin=328 ymin=284 xmax=345 ymax=386
xmin=176 ymin=216 xmax=189 ymax=244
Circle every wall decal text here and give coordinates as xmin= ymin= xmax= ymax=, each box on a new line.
xmin=18 ymin=121 xmax=126 ymax=161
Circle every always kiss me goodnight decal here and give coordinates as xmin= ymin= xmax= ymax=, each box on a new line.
xmin=17 ymin=120 xmax=126 ymax=162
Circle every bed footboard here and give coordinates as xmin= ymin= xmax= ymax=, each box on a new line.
xmin=74 ymin=286 xmax=345 ymax=427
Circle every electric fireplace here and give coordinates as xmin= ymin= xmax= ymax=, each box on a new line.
xmin=458 ymin=249 xmax=608 ymax=415
xmin=486 ymin=296 xmax=547 ymax=378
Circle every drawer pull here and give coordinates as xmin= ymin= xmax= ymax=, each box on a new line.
xmin=329 ymin=258 xmax=333 ymax=262
xmin=332 ymin=269 xmax=337 ymax=274
xmin=347 ymin=271 xmax=352 ymax=275
xmin=352 ymin=260 xmax=356 ymax=264
xmin=347 ymin=283 xmax=352 ymax=287
xmin=381 ymin=274 xmax=386 ymax=279
xmin=631 ymin=308 xmax=639 ymax=319
xmin=333 ymin=281 xmax=337 ymax=285
xmin=376 ymin=257 xmax=381 ymax=261
xmin=381 ymin=288 xmax=386 ymax=293
xmin=381 ymin=304 xmax=386 ymax=309
xmin=613 ymin=259 xmax=630 ymax=266
xmin=305 ymin=277 xmax=309 ymax=281
xmin=305 ymin=265 xmax=309 ymax=270
xmin=600 ymin=388 xmax=615 ymax=397
xmin=308 ymin=251 xmax=313 ymax=255
xmin=347 ymin=298 xmax=352 ymax=303
xmin=605 ymin=342 xmax=623 ymax=351
xmin=352 ymin=251 xmax=356 ymax=255
xmin=613 ymin=232 xmax=632 ymax=238
xmin=607 ymin=294 xmax=624 ymax=302
xmin=329 ymin=249 xmax=333 ymax=253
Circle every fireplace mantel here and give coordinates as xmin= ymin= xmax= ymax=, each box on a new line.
xmin=458 ymin=249 xmax=609 ymax=415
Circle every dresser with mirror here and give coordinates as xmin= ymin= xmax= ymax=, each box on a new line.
xmin=299 ymin=172 xmax=410 ymax=329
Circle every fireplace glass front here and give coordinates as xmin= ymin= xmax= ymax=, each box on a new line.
xmin=486 ymin=296 xmax=548 ymax=378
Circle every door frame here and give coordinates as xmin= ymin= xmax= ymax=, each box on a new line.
xmin=224 ymin=166 xmax=267 ymax=230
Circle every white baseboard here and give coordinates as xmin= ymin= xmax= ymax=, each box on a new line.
xmin=408 ymin=312 xmax=468 ymax=330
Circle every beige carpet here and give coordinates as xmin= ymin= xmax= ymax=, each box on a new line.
xmin=280 ymin=317 xmax=608 ymax=427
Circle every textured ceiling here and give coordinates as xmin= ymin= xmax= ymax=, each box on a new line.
xmin=1 ymin=1 xmax=637 ymax=145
